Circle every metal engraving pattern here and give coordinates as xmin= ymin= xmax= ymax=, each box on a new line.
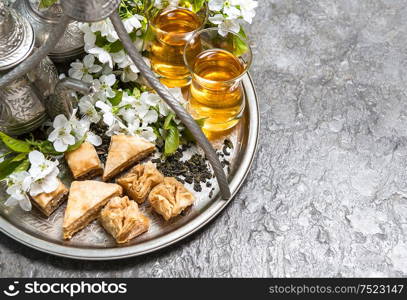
xmin=61 ymin=0 xmax=120 ymax=22
xmin=0 ymin=76 xmax=46 ymax=135
xmin=14 ymin=0 xmax=84 ymax=63
xmin=27 ymin=54 xmax=59 ymax=98
xmin=110 ymin=12 xmax=231 ymax=200
xmin=45 ymin=77 xmax=95 ymax=119
xmin=0 ymin=47 xmax=58 ymax=135
xmin=0 ymin=14 xmax=70 ymax=88
xmin=0 ymin=75 xmax=258 ymax=260
xmin=0 ymin=4 xmax=34 ymax=71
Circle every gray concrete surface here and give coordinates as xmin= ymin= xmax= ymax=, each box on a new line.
xmin=2 ymin=0 xmax=407 ymax=277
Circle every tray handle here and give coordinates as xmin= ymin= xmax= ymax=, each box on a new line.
xmin=0 ymin=5 xmax=232 ymax=200
xmin=110 ymin=12 xmax=231 ymax=200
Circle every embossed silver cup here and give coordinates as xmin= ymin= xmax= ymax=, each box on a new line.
xmin=14 ymin=0 xmax=84 ymax=63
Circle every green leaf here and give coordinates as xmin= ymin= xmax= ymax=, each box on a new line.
xmin=38 ymin=0 xmax=58 ymax=9
xmin=163 ymin=113 xmax=176 ymax=130
xmin=232 ymin=29 xmax=249 ymax=57
xmin=239 ymin=26 xmax=248 ymax=39
xmin=66 ymin=134 xmax=87 ymax=153
xmin=0 ymin=156 xmax=25 ymax=181
xmin=152 ymin=126 xmax=161 ymax=139
xmin=11 ymin=153 xmax=27 ymax=162
xmin=164 ymin=125 xmax=180 ymax=156
xmin=132 ymin=87 xmax=141 ymax=98
xmin=0 ymin=151 xmax=12 ymax=160
xmin=142 ymin=26 xmax=155 ymax=43
xmin=195 ymin=118 xmax=207 ymax=128
xmin=191 ymin=0 xmax=206 ymax=12
xmin=14 ymin=159 xmax=30 ymax=173
xmin=0 ymin=132 xmax=32 ymax=153
xmin=109 ymin=90 xmax=123 ymax=106
xmin=104 ymin=40 xmax=124 ymax=53
xmin=30 ymin=140 xmax=61 ymax=156
xmin=184 ymin=118 xmax=207 ymax=142
xmin=95 ymin=32 xmax=108 ymax=48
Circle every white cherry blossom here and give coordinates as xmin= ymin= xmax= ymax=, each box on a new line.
xmin=78 ymin=95 xmax=101 ymax=124
xmin=140 ymin=92 xmax=161 ymax=106
xmin=68 ymin=54 xmax=102 ymax=83
xmin=96 ymin=101 xmax=116 ymax=127
xmin=143 ymin=110 xmax=159 ymax=124
xmin=48 ymin=114 xmax=76 ymax=152
xmin=140 ymin=126 xmax=157 ymax=142
xmin=123 ymin=14 xmax=144 ymax=33
xmin=93 ymin=74 xmax=116 ymax=100
xmin=4 ymin=171 xmax=33 ymax=211
xmin=231 ymin=0 xmax=258 ymax=24
xmin=28 ymin=151 xmax=60 ymax=197
xmin=91 ymin=19 xmax=118 ymax=43
xmin=88 ymin=47 xmax=113 ymax=68
xmin=208 ymin=0 xmax=224 ymax=11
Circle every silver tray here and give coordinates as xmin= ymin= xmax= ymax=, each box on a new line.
xmin=0 ymin=74 xmax=259 ymax=260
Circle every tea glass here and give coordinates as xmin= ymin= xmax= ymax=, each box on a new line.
xmin=147 ymin=4 xmax=208 ymax=88
xmin=183 ymin=28 xmax=253 ymax=135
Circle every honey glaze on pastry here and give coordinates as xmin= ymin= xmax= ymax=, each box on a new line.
xmin=63 ymin=181 xmax=123 ymax=240
xmin=117 ymin=162 xmax=164 ymax=204
xmin=103 ymin=135 xmax=156 ymax=181
xmin=31 ymin=179 xmax=68 ymax=217
xmin=64 ymin=142 xmax=103 ymax=180
xmin=148 ymin=177 xmax=195 ymax=221
xmin=100 ymin=196 xmax=150 ymax=244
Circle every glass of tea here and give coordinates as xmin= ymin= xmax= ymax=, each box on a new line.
xmin=183 ymin=28 xmax=253 ymax=135
xmin=147 ymin=4 xmax=208 ymax=88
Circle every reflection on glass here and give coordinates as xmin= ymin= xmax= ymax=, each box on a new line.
xmin=148 ymin=5 xmax=207 ymax=88
xmin=184 ymin=28 xmax=253 ymax=135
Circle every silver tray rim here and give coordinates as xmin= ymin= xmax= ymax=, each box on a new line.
xmin=0 ymin=73 xmax=259 ymax=260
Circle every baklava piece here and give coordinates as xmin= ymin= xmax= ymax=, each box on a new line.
xmin=100 ymin=196 xmax=150 ymax=244
xmin=64 ymin=142 xmax=103 ymax=180
xmin=103 ymin=135 xmax=156 ymax=182
xmin=117 ymin=162 xmax=164 ymax=204
xmin=148 ymin=177 xmax=195 ymax=221
xmin=31 ymin=179 xmax=68 ymax=217
xmin=63 ymin=180 xmax=123 ymax=240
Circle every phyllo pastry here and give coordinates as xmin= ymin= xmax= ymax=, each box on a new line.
xmin=64 ymin=142 xmax=103 ymax=179
xmin=117 ymin=162 xmax=164 ymax=204
xmin=148 ymin=177 xmax=195 ymax=221
xmin=63 ymin=180 xmax=123 ymax=240
xmin=100 ymin=196 xmax=150 ymax=244
xmin=31 ymin=179 xmax=68 ymax=217
xmin=103 ymin=135 xmax=155 ymax=182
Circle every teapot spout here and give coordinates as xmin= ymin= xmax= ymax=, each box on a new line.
xmin=46 ymin=77 xmax=96 ymax=119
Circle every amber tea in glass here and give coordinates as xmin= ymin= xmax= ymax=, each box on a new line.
xmin=184 ymin=28 xmax=253 ymax=134
xmin=148 ymin=6 xmax=207 ymax=88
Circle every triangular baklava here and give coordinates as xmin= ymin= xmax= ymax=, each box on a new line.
xmin=65 ymin=142 xmax=103 ymax=180
xmin=102 ymin=135 xmax=155 ymax=181
xmin=31 ymin=179 xmax=68 ymax=217
xmin=63 ymin=180 xmax=123 ymax=239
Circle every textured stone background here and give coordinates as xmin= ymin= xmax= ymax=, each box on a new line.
xmin=2 ymin=0 xmax=407 ymax=277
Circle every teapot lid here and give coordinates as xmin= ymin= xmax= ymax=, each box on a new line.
xmin=0 ymin=2 xmax=34 ymax=71
xmin=27 ymin=0 xmax=63 ymax=23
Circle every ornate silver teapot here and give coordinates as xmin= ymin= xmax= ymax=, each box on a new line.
xmin=0 ymin=2 xmax=59 ymax=135
xmin=0 ymin=2 xmax=98 ymax=136
xmin=13 ymin=0 xmax=84 ymax=63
